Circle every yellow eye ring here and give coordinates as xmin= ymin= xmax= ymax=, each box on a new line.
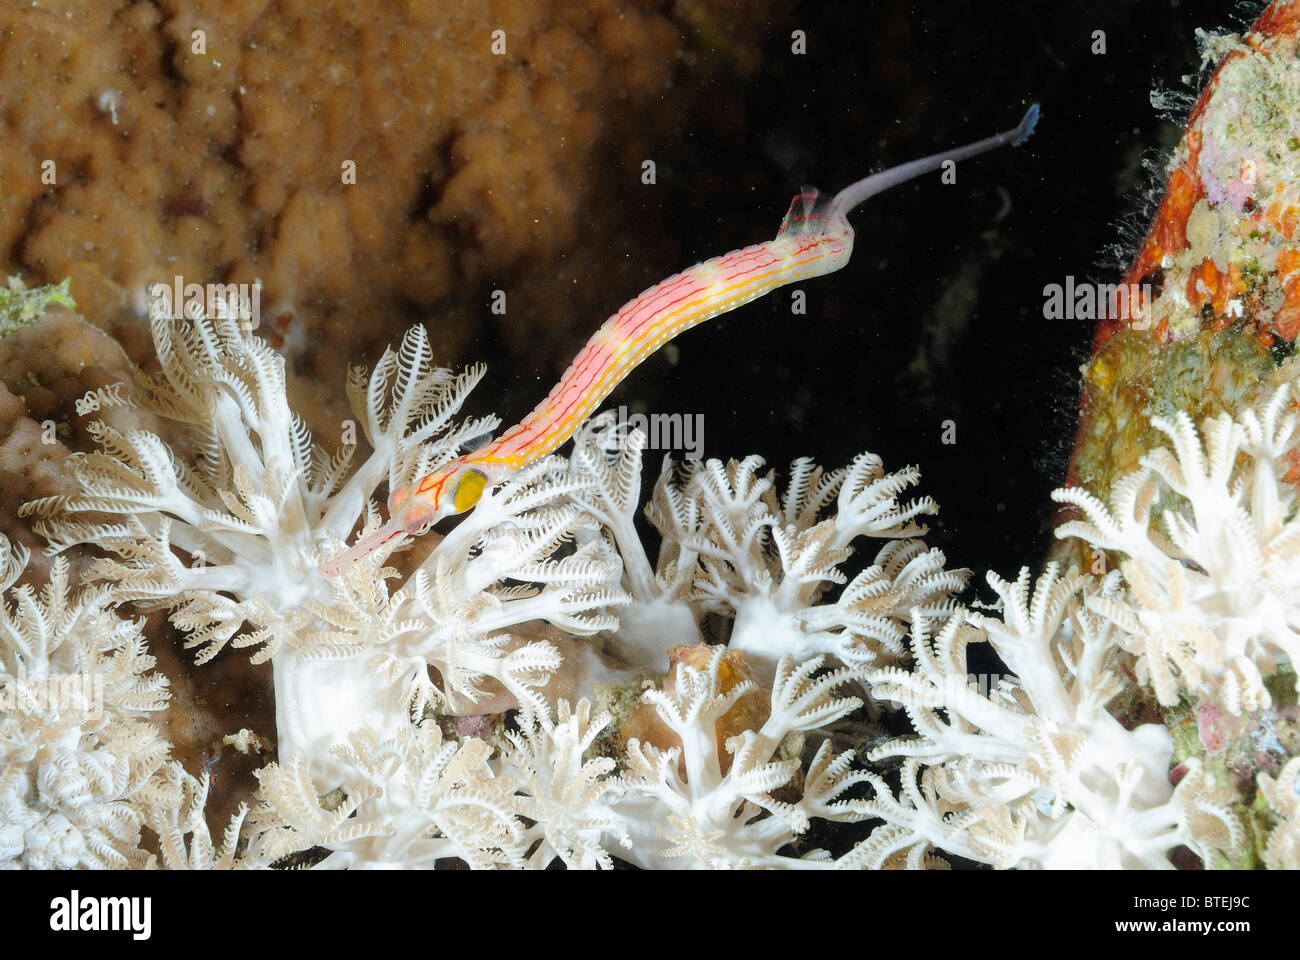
xmin=453 ymin=469 xmax=488 ymax=513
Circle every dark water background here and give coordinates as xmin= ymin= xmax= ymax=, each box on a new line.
xmin=534 ymin=0 xmax=1241 ymax=586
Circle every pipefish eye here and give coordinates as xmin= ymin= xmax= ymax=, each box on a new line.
xmin=453 ymin=468 xmax=488 ymax=513
xmin=387 ymin=483 xmax=412 ymax=512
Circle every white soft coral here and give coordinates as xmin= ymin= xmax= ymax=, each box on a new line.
xmin=1259 ymin=756 xmax=1300 ymax=870
xmin=0 ymin=534 xmax=171 ymax=868
xmin=593 ymin=432 xmax=969 ymax=681
xmin=612 ymin=649 xmax=875 ymax=868
xmin=863 ymin=567 xmax=1240 ymax=868
xmin=21 ymin=314 xmax=493 ymax=666
xmin=21 ymin=313 xmax=630 ymax=791
xmin=1052 ymin=382 xmax=1300 ymax=713
xmin=17 ymin=307 xmax=1297 ymax=871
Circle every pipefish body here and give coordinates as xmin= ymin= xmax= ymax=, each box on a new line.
xmin=322 ymin=104 xmax=1040 ymax=574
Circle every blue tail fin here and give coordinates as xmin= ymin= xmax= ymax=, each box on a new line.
xmin=1011 ymin=103 xmax=1040 ymax=147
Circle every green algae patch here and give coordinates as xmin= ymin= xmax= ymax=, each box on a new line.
xmin=1074 ymin=326 xmax=1275 ymax=502
xmin=0 ymin=276 xmax=76 ymax=339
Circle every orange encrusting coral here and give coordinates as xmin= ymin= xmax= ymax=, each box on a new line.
xmin=1087 ymin=1 xmax=1300 ymax=347
xmin=1264 ymin=189 xmax=1300 ymax=241
xmin=1062 ymin=0 xmax=1300 ymax=513
xmin=1183 ymin=259 xmax=1237 ymax=320
xmin=1275 ymin=247 xmax=1300 ymax=340
xmin=1121 ymin=162 xmax=1202 ymax=328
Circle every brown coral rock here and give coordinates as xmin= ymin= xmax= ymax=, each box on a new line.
xmin=0 ymin=0 xmax=775 ymax=447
